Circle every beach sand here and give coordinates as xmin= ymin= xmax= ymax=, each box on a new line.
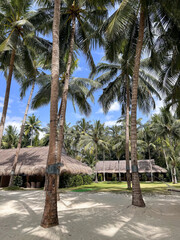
xmin=0 ymin=190 xmax=180 ymax=240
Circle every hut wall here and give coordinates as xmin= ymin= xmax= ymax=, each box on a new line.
xmin=0 ymin=176 xmax=10 ymax=187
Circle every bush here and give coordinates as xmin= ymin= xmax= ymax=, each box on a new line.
xmin=13 ymin=176 xmax=23 ymax=187
xmin=73 ymin=175 xmax=83 ymax=186
xmin=112 ymin=174 xmax=117 ymax=181
xmin=4 ymin=186 xmax=21 ymax=191
xmin=158 ymin=173 xmax=164 ymax=181
xmin=141 ymin=173 xmax=148 ymax=181
xmin=98 ymin=174 xmax=103 ymax=182
xmin=83 ymin=175 xmax=93 ymax=185
xmin=60 ymin=173 xmax=74 ymax=188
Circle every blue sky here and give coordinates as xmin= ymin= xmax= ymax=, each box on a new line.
xmin=0 ymin=46 xmax=163 ymax=138
xmin=0 ymin=5 xmax=164 ymax=137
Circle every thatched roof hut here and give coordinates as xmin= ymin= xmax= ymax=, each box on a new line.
xmin=0 ymin=146 xmax=92 ymax=176
xmin=95 ymin=160 xmax=167 ymax=174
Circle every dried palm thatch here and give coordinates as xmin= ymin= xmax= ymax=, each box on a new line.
xmin=0 ymin=146 xmax=92 ymax=176
xmin=95 ymin=160 xmax=167 ymax=173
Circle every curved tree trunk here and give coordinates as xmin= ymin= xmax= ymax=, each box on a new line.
xmin=0 ymin=49 xmax=16 ymax=147
xmin=9 ymin=81 xmax=35 ymax=187
xmin=131 ymin=6 xmax=145 ymax=207
xmin=41 ymin=0 xmax=61 ymax=228
xmin=56 ymin=15 xmax=76 ymax=195
xmin=125 ymin=77 xmax=131 ymax=189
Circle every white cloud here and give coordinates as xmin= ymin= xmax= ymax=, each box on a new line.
xmin=109 ymin=101 xmax=120 ymax=112
xmin=5 ymin=116 xmax=23 ymax=132
xmin=96 ymin=108 xmax=103 ymax=114
xmin=28 ymin=109 xmax=38 ymax=115
xmin=151 ymin=99 xmax=164 ymax=115
xmin=96 ymin=101 xmax=120 ymax=114
xmin=104 ymin=120 xmax=120 ymax=127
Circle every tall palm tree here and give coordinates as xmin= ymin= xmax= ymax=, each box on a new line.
xmin=93 ymin=56 xmax=160 ymax=189
xmin=102 ymin=0 xmax=173 ymax=207
xmin=9 ymin=56 xmax=43 ymax=187
xmin=41 ymin=0 xmax=61 ymax=228
xmin=0 ymin=0 xmax=49 ymax=147
xmin=56 ymin=0 xmax=109 ymax=170
xmin=151 ymin=107 xmax=180 ymax=183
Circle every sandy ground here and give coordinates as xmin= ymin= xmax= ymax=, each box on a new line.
xmin=0 ymin=191 xmax=180 ymax=240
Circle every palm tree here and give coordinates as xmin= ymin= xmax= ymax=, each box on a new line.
xmin=102 ymin=0 xmax=174 ymax=207
xmin=93 ymin=56 xmax=160 ymax=189
xmin=8 ymin=56 xmax=43 ymax=187
xmin=151 ymin=108 xmax=180 ymax=183
xmin=0 ymin=0 xmax=50 ymax=147
xmin=56 ymin=0 xmax=109 ymax=170
xmin=30 ymin=75 xmax=99 ymax=116
xmin=41 ymin=0 xmax=61 ymax=228
xmin=24 ymin=115 xmax=42 ymax=146
xmin=2 ymin=125 xmax=18 ymax=149
xmin=78 ymin=120 xmax=109 ymax=165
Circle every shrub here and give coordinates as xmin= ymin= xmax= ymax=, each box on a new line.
xmin=83 ymin=175 xmax=93 ymax=185
xmin=158 ymin=173 xmax=164 ymax=181
xmin=141 ymin=173 xmax=148 ymax=181
xmin=112 ymin=174 xmax=117 ymax=181
xmin=13 ymin=176 xmax=23 ymax=187
xmin=98 ymin=174 xmax=103 ymax=182
xmin=4 ymin=186 xmax=21 ymax=191
xmin=60 ymin=173 xmax=74 ymax=188
xmin=73 ymin=175 xmax=83 ymax=186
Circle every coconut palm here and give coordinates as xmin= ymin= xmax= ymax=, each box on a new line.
xmin=56 ymin=0 xmax=109 ymax=169
xmin=78 ymin=121 xmax=109 ymax=164
xmin=93 ymin=56 xmax=160 ymax=189
xmin=24 ymin=114 xmax=42 ymax=146
xmin=41 ymin=0 xmax=61 ymax=228
xmin=151 ymin=107 xmax=180 ymax=183
xmin=0 ymin=0 xmax=50 ymax=147
xmin=102 ymin=0 xmax=175 ymax=207
xmin=2 ymin=125 xmax=18 ymax=149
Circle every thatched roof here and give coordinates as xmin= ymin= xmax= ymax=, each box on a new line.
xmin=95 ymin=160 xmax=167 ymax=174
xmin=0 ymin=147 xmax=92 ymax=176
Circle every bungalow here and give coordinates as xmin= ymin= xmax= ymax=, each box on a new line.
xmin=0 ymin=146 xmax=92 ymax=187
xmin=95 ymin=160 xmax=167 ymax=181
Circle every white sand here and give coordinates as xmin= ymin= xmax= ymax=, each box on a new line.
xmin=0 ymin=190 xmax=180 ymax=240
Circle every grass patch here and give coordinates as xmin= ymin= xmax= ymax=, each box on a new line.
xmin=3 ymin=186 xmax=23 ymax=191
xmin=60 ymin=181 xmax=180 ymax=194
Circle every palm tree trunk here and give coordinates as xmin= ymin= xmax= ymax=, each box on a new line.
xmin=9 ymin=81 xmax=35 ymax=187
xmin=103 ymin=150 xmax=105 ymax=181
xmin=172 ymin=166 xmax=177 ymax=184
xmin=125 ymin=77 xmax=131 ymax=189
xmin=41 ymin=0 xmax=61 ymax=228
xmin=118 ymin=158 xmax=121 ymax=182
xmin=131 ymin=6 xmax=145 ymax=207
xmin=56 ymin=15 xmax=76 ymax=193
xmin=0 ymin=49 xmax=16 ymax=147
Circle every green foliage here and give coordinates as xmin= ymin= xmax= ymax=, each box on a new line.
xmin=73 ymin=175 xmax=83 ymax=187
xmin=141 ymin=173 xmax=148 ymax=181
xmin=60 ymin=173 xmax=91 ymax=188
xmin=98 ymin=174 xmax=103 ymax=182
xmin=4 ymin=186 xmax=21 ymax=191
xmin=112 ymin=173 xmax=117 ymax=181
xmin=13 ymin=176 xmax=23 ymax=187
xmin=83 ymin=175 xmax=93 ymax=185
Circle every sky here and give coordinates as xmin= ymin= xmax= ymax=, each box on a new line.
xmin=0 ymin=4 xmax=165 ymax=138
